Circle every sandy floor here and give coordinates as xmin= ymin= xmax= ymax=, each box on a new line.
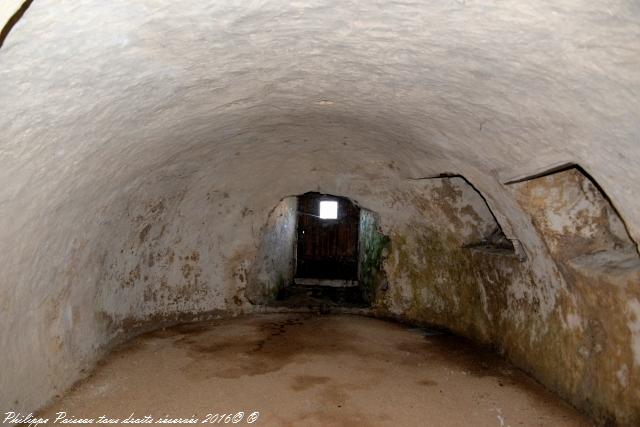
xmin=39 ymin=314 xmax=591 ymax=426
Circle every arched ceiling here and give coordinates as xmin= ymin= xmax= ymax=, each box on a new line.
xmin=1 ymin=0 xmax=639 ymax=240
xmin=2 ymin=1 xmax=640 ymax=418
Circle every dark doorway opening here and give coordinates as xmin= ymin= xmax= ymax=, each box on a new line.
xmin=295 ymin=192 xmax=360 ymax=282
xmin=275 ymin=192 xmax=365 ymax=309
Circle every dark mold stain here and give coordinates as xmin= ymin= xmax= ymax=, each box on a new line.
xmin=139 ymin=224 xmax=152 ymax=243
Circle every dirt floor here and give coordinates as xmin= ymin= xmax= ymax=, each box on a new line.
xmin=38 ymin=314 xmax=591 ymax=426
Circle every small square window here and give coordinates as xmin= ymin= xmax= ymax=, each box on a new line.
xmin=319 ymin=200 xmax=338 ymax=219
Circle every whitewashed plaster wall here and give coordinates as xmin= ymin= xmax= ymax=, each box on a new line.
xmin=0 ymin=0 xmax=638 ymax=422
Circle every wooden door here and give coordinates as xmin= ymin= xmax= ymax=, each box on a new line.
xmin=296 ymin=193 xmax=360 ymax=280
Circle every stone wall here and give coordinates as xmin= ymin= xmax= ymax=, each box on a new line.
xmin=246 ymin=197 xmax=298 ymax=304
xmin=357 ymin=209 xmax=389 ymax=304
xmin=511 ymin=168 xmax=640 ymax=424
xmin=357 ymin=173 xmax=640 ymax=425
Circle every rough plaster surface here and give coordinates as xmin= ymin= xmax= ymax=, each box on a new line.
xmin=246 ymin=197 xmax=297 ymax=304
xmin=513 ymin=169 xmax=640 ymax=424
xmin=358 ymin=175 xmax=640 ymax=424
xmin=0 ymin=0 xmax=639 ymax=424
xmin=358 ymin=209 xmax=388 ymax=303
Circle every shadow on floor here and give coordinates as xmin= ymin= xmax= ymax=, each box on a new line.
xmin=274 ymin=283 xmax=369 ymax=311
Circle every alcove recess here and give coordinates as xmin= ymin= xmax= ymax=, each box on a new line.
xmin=418 ymin=174 xmax=524 ymax=260
xmin=510 ymin=166 xmax=640 ymax=284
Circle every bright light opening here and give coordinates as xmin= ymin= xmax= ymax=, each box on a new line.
xmin=319 ymin=200 xmax=338 ymax=219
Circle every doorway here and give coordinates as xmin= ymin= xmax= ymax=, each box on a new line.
xmin=295 ymin=192 xmax=360 ymax=283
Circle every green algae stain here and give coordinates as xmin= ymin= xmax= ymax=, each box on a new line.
xmin=383 ymin=222 xmax=512 ymax=343
xmin=358 ymin=210 xmax=390 ymax=304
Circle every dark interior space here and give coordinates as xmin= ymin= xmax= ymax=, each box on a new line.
xmin=295 ymin=192 xmax=360 ymax=281
xmin=276 ymin=192 xmax=367 ymax=309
